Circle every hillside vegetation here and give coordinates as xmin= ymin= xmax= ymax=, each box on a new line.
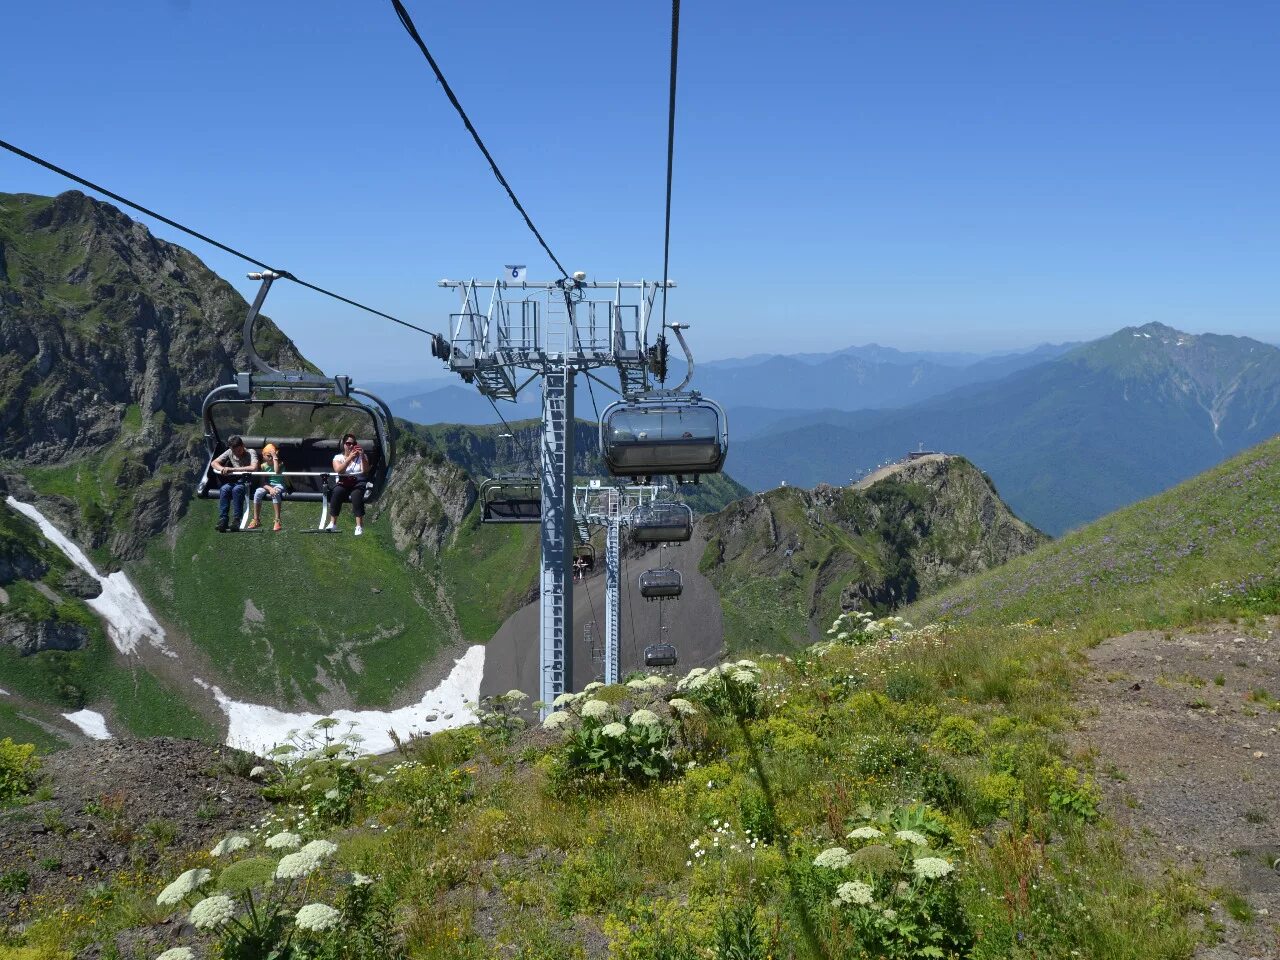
xmin=14 ymin=439 xmax=1280 ymax=958
xmin=700 ymin=456 xmax=1045 ymax=653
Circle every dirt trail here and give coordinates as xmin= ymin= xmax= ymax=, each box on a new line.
xmin=1072 ymin=621 xmax=1280 ymax=960
xmin=854 ymin=453 xmax=950 ymax=490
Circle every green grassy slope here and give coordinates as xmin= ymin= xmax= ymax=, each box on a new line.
xmin=909 ymin=435 xmax=1280 ymax=636
xmin=130 ymin=501 xmax=454 ymax=708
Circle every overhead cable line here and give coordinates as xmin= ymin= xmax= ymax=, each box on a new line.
xmin=485 ymin=395 xmax=538 ymax=471
xmin=658 ymin=0 xmax=681 ymax=343
xmin=389 ymin=0 xmax=569 ymax=279
xmin=0 ymin=137 xmax=436 ymax=337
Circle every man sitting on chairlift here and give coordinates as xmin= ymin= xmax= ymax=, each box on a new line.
xmin=212 ymin=435 xmax=259 ymax=533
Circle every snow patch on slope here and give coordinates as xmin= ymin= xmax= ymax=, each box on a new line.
xmin=64 ymin=709 xmax=112 ymax=740
xmin=6 ymin=497 xmax=170 ymax=657
xmin=201 ymin=644 xmax=486 ymax=755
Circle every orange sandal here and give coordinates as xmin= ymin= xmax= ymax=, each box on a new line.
xmin=247 ymin=519 xmax=260 ymax=530
xmin=273 ymin=521 xmax=282 ymax=532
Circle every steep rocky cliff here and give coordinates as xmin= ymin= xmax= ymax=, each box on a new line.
xmin=699 ymin=455 xmax=1046 ymax=651
xmin=0 ymin=191 xmax=304 ymax=561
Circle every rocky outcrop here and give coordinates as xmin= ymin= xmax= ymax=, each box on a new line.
xmin=0 ymin=614 xmax=90 ymax=655
xmin=699 ymin=455 xmax=1048 ymax=647
xmin=373 ymin=451 xmax=477 ymax=566
xmin=0 ymin=190 xmax=306 ymax=562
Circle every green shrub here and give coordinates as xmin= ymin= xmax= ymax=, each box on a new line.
xmin=0 ymin=738 xmax=41 ymax=803
xmin=928 ymin=715 xmax=984 ymax=755
xmin=559 ymin=715 xmax=675 ymax=787
xmin=1041 ymin=761 xmax=1101 ymax=822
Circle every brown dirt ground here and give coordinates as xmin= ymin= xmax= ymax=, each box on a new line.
xmin=1071 ymin=619 xmax=1280 ymax=960
xmin=0 ymin=738 xmax=268 ymax=929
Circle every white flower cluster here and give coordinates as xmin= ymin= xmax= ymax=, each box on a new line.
xmin=668 ymin=697 xmax=698 ymax=717
xmin=845 ymin=826 xmax=884 ymax=840
xmin=676 ymin=660 xmax=762 ymax=693
xmin=156 ymin=868 xmax=211 ymax=906
xmin=894 ymin=829 xmax=929 ymax=847
xmin=265 ymin=831 xmax=303 ymax=850
xmin=190 ymin=894 xmax=237 ymax=931
xmin=628 ymin=708 xmax=661 ymax=727
xmin=210 ymin=835 xmax=251 ymax=857
xmin=581 ymin=698 xmax=611 ymax=719
xmin=542 ymin=711 xmax=572 ymax=730
xmin=503 ymin=688 xmax=527 ymax=701
xmin=295 ymin=902 xmax=342 ymax=932
xmin=275 ymin=839 xmax=338 ymax=880
xmin=601 ymin=722 xmax=628 ymax=738
xmin=912 ymin=856 xmax=954 ymax=879
xmin=813 ymin=846 xmax=854 ymax=869
xmin=834 ymin=880 xmax=874 ymax=906
xmin=685 ymin=818 xmax=767 ymax=868
xmin=156 ymin=949 xmax=195 ymax=960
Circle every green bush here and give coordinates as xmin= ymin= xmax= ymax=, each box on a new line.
xmin=559 ymin=715 xmax=675 ymax=787
xmin=1041 ymin=761 xmax=1101 ymax=822
xmin=928 ymin=715 xmax=985 ymax=755
xmin=0 ymin=738 xmax=41 ymax=803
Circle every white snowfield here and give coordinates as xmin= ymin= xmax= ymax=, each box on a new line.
xmin=63 ymin=708 xmax=112 ymax=740
xmin=200 ymin=644 xmax=486 ymax=755
xmin=6 ymin=497 xmax=170 ymax=657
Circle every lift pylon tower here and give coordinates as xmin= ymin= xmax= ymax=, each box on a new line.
xmin=436 ymin=278 xmax=673 ymax=710
xmin=574 ymin=481 xmax=668 ymax=684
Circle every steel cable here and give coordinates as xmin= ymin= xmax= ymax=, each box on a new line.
xmin=389 ymin=0 xmax=569 ymax=279
xmin=0 ymin=137 xmax=436 ymax=337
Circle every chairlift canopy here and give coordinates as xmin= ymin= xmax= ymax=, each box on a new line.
xmin=644 ymin=643 xmax=679 ymax=667
xmin=630 ymin=501 xmax=694 ymax=543
xmin=481 ymin=475 xmax=541 ymax=523
xmin=600 ymin=393 xmax=727 ymax=479
xmin=639 ymin=567 xmax=683 ymax=599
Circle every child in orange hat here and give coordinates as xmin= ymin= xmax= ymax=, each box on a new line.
xmin=249 ymin=442 xmax=286 ymax=531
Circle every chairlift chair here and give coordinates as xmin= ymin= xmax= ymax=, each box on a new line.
xmin=644 ymin=642 xmax=679 ymax=667
xmin=196 ymin=271 xmax=395 ymax=506
xmin=574 ymin=541 xmax=597 ymax=573
xmin=638 ymin=567 xmax=683 ymax=600
xmin=480 ymin=475 xmax=541 ymax=523
xmin=630 ymin=501 xmax=694 ymax=543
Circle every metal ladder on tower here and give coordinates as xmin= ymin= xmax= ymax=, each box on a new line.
xmin=538 ymin=311 xmax=574 ymax=710
xmin=604 ymin=485 xmax=622 ymax=684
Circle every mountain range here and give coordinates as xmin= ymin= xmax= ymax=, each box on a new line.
xmin=728 ymin=323 xmax=1280 ymax=534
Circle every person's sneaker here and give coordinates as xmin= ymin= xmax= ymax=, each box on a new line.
xmin=325 ymin=522 xmax=337 ymax=533
xmin=247 ymin=519 xmax=260 ymax=530
xmin=273 ymin=521 xmax=282 ymax=532
xmin=216 ymin=522 xmax=228 ymax=533
xmin=354 ymin=526 xmax=363 ymax=537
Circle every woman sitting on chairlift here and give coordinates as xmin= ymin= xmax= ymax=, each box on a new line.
xmin=249 ymin=443 xmax=287 ymax=532
xmin=326 ymin=433 xmax=368 ymax=536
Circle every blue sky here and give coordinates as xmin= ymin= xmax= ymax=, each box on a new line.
xmin=2 ymin=1 xmax=1277 ymax=383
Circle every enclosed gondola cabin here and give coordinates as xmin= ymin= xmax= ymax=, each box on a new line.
xmin=630 ymin=502 xmax=693 ymax=544
xmin=480 ymin=476 xmax=541 ymax=523
xmin=638 ymin=567 xmax=683 ymax=600
xmin=644 ymin=643 xmax=679 ymax=667
xmin=600 ymin=393 xmax=727 ymax=482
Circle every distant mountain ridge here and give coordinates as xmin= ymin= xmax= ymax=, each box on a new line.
xmin=729 ymin=323 xmax=1280 ymax=534
xmin=376 ymin=341 xmax=1079 ymax=426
